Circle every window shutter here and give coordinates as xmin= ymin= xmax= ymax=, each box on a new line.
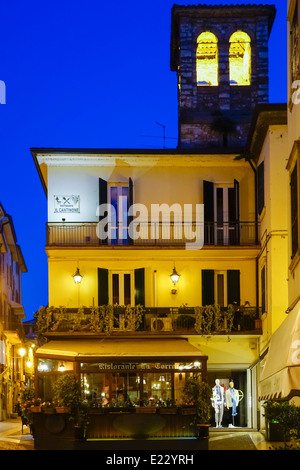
xmin=261 ymin=266 xmax=266 ymax=314
xmin=98 ymin=268 xmax=108 ymax=305
xmin=257 ymin=162 xmax=265 ymax=216
xmin=99 ymin=178 xmax=108 ymax=245
xmin=203 ymin=181 xmax=214 ymax=244
xmin=134 ymin=268 xmax=145 ymax=306
xmin=291 ymin=163 xmax=299 ymax=258
xmin=202 ymin=270 xmax=215 ymax=306
xmin=228 ymin=180 xmax=240 ymax=245
xmin=128 ymin=178 xmax=133 ymax=245
xmin=227 ymin=270 xmax=240 ymax=305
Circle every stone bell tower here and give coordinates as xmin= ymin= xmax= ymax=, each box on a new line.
xmin=170 ymin=4 xmax=276 ymax=151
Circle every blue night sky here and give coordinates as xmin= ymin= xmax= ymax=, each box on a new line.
xmin=0 ymin=0 xmax=287 ymax=320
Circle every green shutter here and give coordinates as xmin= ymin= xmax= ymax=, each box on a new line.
xmin=257 ymin=162 xmax=265 ymax=216
xmin=99 ymin=178 xmax=108 ymax=245
xmin=203 ymin=181 xmax=214 ymax=244
xmin=134 ymin=268 xmax=145 ymax=306
xmin=202 ymin=270 xmax=215 ymax=306
xmin=128 ymin=178 xmax=133 ymax=245
xmin=98 ymin=268 xmax=108 ymax=305
xmin=227 ymin=270 xmax=240 ymax=305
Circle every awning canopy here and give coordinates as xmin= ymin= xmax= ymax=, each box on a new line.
xmin=259 ymin=304 xmax=300 ymax=400
xmin=35 ymin=338 xmax=207 ymax=362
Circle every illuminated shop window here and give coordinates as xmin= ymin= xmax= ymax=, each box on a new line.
xmin=196 ymin=32 xmax=219 ymax=86
xmin=229 ymin=31 xmax=251 ymax=86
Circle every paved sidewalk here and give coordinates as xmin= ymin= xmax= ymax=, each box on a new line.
xmin=0 ymin=418 xmax=34 ymax=450
xmin=0 ymin=418 xmax=271 ymax=451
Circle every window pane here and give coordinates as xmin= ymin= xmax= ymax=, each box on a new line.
xmin=143 ymin=373 xmax=172 ymax=405
xmin=112 ymin=273 xmax=119 ymax=304
xmin=124 ymin=273 xmax=131 ymax=305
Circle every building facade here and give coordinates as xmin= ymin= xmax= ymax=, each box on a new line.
xmin=31 ymin=3 xmax=289 ymax=434
xmin=0 ymin=202 xmax=27 ymax=421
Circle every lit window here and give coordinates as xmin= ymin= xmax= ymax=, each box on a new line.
xmin=229 ymin=31 xmax=251 ymax=86
xmin=196 ymin=32 xmax=219 ymax=86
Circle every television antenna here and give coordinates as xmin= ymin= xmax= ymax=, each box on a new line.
xmin=140 ymin=122 xmax=177 ymax=149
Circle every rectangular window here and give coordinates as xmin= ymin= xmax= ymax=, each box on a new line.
xmin=110 ymin=272 xmax=133 ymax=306
xmin=108 ymin=185 xmax=129 ymax=244
xmin=291 ymin=163 xmax=299 ymax=258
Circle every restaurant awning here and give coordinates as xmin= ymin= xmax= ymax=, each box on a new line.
xmin=35 ymin=338 xmax=207 ymax=361
xmin=259 ymin=304 xmax=300 ymax=401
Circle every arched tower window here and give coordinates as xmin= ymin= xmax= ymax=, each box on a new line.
xmin=196 ymin=32 xmax=219 ymax=86
xmin=229 ymin=31 xmax=251 ymax=86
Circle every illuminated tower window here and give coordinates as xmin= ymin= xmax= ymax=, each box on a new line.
xmin=196 ymin=32 xmax=219 ymax=86
xmin=229 ymin=31 xmax=251 ymax=86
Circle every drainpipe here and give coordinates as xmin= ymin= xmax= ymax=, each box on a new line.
xmin=247 ymin=159 xmax=260 ymax=316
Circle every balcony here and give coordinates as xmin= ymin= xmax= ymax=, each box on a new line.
xmin=36 ymin=305 xmax=262 ymax=337
xmin=46 ymin=221 xmax=259 ymax=247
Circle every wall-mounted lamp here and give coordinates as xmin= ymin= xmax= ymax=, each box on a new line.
xmin=73 ymin=267 xmax=83 ymax=284
xmin=58 ymin=362 xmax=65 ymax=372
xmin=170 ymin=265 xmax=180 ymax=294
xmin=18 ymin=347 xmax=26 ymax=357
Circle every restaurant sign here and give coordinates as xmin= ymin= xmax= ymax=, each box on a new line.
xmin=97 ymin=362 xmax=178 ymax=371
xmin=54 ymin=195 xmax=80 ymax=213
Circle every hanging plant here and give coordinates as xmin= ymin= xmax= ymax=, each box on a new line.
xmin=52 ymin=306 xmax=66 ymax=331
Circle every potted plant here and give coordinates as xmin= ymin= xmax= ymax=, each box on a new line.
xmin=31 ymin=398 xmax=42 ymax=412
xmin=52 ymin=374 xmax=89 ymax=438
xmin=263 ymin=400 xmax=293 ymax=444
xmin=182 ymin=377 xmax=211 ymax=440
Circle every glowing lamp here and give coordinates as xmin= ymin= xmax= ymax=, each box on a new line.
xmin=73 ymin=267 xmax=83 ymax=284
xmin=18 ymin=348 xmax=26 ymax=357
xmin=58 ymin=363 xmax=65 ymax=372
xmin=170 ymin=267 xmax=180 ymax=285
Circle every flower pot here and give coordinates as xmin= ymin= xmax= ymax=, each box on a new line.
xmin=267 ymin=422 xmax=286 ymax=442
xmin=55 ymin=406 xmax=70 ymax=414
xmin=30 ymin=406 xmax=41 ymax=413
xmin=194 ymin=424 xmax=210 ymax=439
xmin=73 ymin=425 xmax=85 ymax=440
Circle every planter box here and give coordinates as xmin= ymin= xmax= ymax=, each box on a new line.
xmin=267 ymin=422 xmax=286 ymax=442
xmin=31 ymin=406 xmax=42 ymax=413
xmin=136 ymin=407 xmax=157 ymax=413
xmin=55 ymin=407 xmax=70 ymax=414
xmin=159 ymin=408 xmax=177 ymax=414
xmin=181 ymin=408 xmax=196 ymax=415
xmin=43 ymin=408 xmax=55 ymax=414
xmin=194 ymin=424 xmax=210 ymax=440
